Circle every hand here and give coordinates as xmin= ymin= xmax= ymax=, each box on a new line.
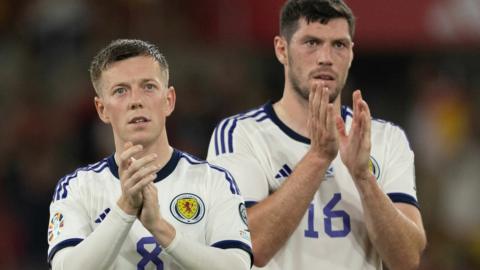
xmin=138 ymin=182 xmax=160 ymax=230
xmin=336 ymin=90 xmax=373 ymax=182
xmin=307 ymin=82 xmax=339 ymax=163
xmin=117 ymin=142 xmax=159 ymax=215
xmin=139 ymin=182 xmax=176 ymax=247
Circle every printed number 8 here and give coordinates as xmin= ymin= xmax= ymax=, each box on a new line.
xmin=137 ymin=236 xmax=164 ymax=270
xmin=304 ymin=193 xmax=351 ymax=238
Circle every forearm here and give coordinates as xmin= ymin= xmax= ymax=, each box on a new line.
xmin=248 ymin=151 xmax=329 ymax=266
xmin=164 ymin=233 xmax=250 ymax=270
xmin=51 ymin=204 xmax=136 ymax=270
xmin=356 ymin=176 xmax=426 ymax=270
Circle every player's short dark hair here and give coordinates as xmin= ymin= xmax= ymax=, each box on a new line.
xmin=89 ymin=39 xmax=169 ymax=95
xmin=280 ymin=0 xmax=355 ymax=42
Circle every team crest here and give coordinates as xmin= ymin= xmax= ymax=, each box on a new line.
xmin=48 ymin=212 xmax=64 ymax=243
xmin=368 ymin=156 xmax=381 ymax=180
xmin=239 ymin=202 xmax=248 ymax=226
xmin=170 ymin=193 xmax=205 ymax=224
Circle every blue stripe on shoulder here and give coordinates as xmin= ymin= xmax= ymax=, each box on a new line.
xmin=179 ymin=152 xmax=241 ymax=195
xmin=52 ymin=159 xmax=108 ymax=202
xmin=387 ymin=192 xmax=419 ymax=209
xmin=47 ymin=238 xmax=83 ymax=264
xmin=245 ymin=201 xmax=257 ymax=208
xmin=214 ymin=105 xmax=267 ymax=156
xmin=211 ymin=240 xmax=253 ymax=267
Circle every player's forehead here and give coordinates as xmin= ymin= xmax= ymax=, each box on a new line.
xmin=100 ymin=56 xmax=164 ymax=85
xmin=291 ymin=17 xmax=351 ymax=41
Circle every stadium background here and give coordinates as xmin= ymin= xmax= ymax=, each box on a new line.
xmin=0 ymin=0 xmax=479 ymax=269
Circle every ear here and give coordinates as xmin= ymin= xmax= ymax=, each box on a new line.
xmin=274 ymin=36 xmax=288 ymax=65
xmin=164 ymin=86 xmax=176 ymax=117
xmin=94 ymin=96 xmax=110 ymax=124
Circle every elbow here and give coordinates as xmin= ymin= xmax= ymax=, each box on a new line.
xmin=253 ymin=254 xmax=271 ymax=268
xmin=251 ymin=246 xmax=273 ymax=268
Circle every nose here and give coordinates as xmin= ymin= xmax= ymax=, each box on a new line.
xmin=128 ymin=87 xmax=144 ymax=110
xmin=316 ymin=45 xmax=333 ymax=66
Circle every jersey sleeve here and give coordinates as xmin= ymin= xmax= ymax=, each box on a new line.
xmin=207 ymin=118 xmax=269 ymax=205
xmin=48 ymin=173 xmax=91 ymax=262
xmin=204 ymin=166 xmax=253 ymax=263
xmin=380 ymin=126 xmax=419 ymax=208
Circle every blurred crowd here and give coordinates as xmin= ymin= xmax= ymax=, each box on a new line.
xmin=0 ymin=0 xmax=479 ymax=269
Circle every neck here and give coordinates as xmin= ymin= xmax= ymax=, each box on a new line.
xmin=273 ymin=85 xmax=342 ymax=138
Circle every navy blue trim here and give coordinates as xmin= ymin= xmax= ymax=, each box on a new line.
xmin=264 ymin=102 xmax=310 ymax=144
xmin=245 ymin=201 xmax=257 ymax=208
xmin=388 ymin=193 xmax=419 ymax=209
xmin=107 ymin=149 xmax=181 ymax=183
xmin=264 ymin=102 xmax=352 ymax=145
xmin=214 ymin=106 xmax=266 ymax=155
xmin=211 ymin=240 xmax=254 ymax=267
xmin=52 ymin=159 xmax=108 ymax=201
xmin=214 ymin=122 xmax=220 ymax=156
xmin=47 ymin=238 xmax=83 ymax=264
xmin=179 ymin=151 xmax=241 ymax=195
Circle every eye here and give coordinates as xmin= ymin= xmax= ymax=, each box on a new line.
xmin=145 ymin=83 xmax=157 ymax=91
xmin=333 ymin=41 xmax=348 ymax=49
xmin=113 ymin=87 xmax=127 ymax=95
xmin=305 ymin=39 xmax=319 ymax=47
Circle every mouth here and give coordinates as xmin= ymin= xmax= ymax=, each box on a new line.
xmin=128 ymin=116 xmax=150 ymax=124
xmin=312 ymin=74 xmax=335 ymax=81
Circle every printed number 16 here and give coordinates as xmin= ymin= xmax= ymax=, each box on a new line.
xmin=304 ymin=193 xmax=351 ymax=238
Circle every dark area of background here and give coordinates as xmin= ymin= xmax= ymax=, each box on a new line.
xmin=0 ymin=0 xmax=479 ymax=269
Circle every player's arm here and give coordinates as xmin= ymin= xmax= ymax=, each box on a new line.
xmin=139 ymin=183 xmax=251 ymax=270
xmin=50 ymin=204 xmax=136 ymax=270
xmin=337 ymin=90 xmax=426 ymax=270
xmin=51 ymin=143 xmax=159 ymax=270
xmin=210 ymin=84 xmax=338 ymax=267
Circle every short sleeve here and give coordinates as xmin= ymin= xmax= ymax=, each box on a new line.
xmin=204 ymin=167 xmax=253 ymax=263
xmin=380 ymin=126 xmax=419 ymax=208
xmin=47 ymin=175 xmax=91 ymax=262
xmin=207 ymin=121 xmax=269 ymax=205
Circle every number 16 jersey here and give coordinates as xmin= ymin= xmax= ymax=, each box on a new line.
xmin=207 ymin=102 xmax=419 ymax=270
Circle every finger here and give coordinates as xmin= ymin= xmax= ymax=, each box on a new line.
xmin=311 ymin=83 xmax=321 ymax=121
xmin=319 ymin=85 xmax=328 ymax=129
xmin=308 ymin=83 xmax=320 ymax=138
xmin=128 ymin=163 xmax=160 ymax=186
xmin=326 ymin=103 xmax=337 ymax=136
xmin=360 ymin=100 xmax=371 ymax=150
xmin=128 ymin=153 xmax=158 ymax=174
xmin=129 ymin=173 xmax=156 ymax=196
xmin=119 ymin=144 xmax=143 ymax=170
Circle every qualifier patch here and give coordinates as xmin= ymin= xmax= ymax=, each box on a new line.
xmin=369 ymin=156 xmax=381 ymax=180
xmin=239 ymin=202 xmax=248 ymax=226
xmin=170 ymin=193 xmax=205 ymax=224
xmin=48 ymin=212 xmax=64 ymax=243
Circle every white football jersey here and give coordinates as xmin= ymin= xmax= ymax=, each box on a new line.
xmin=207 ymin=102 xmax=418 ymax=270
xmin=48 ymin=149 xmax=252 ymax=269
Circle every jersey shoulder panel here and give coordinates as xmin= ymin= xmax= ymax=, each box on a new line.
xmin=210 ymin=104 xmax=272 ymax=156
xmin=51 ymin=158 xmax=110 ymax=202
xmin=177 ymin=151 xmax=241 ymax=195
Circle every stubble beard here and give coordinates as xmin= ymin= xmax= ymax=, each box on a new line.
xmin=289 ymin=67 xmax=342 ymax=104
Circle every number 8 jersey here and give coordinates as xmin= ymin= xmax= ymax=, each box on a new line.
xmin=207 ymin=102 xmax=418 ymax=270
xmin=48 ymin=149 xmax=252 ymax=269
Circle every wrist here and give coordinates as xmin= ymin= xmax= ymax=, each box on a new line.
xmin=352 ymin=173 xmax=377 ymax=193
xmin=117 ymin=197 xmax=139 ymax=216
xmin=150 ymin=219 xmax=176 ymax=248
xmin=304 ymin=150 xmax=335 ymax=169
